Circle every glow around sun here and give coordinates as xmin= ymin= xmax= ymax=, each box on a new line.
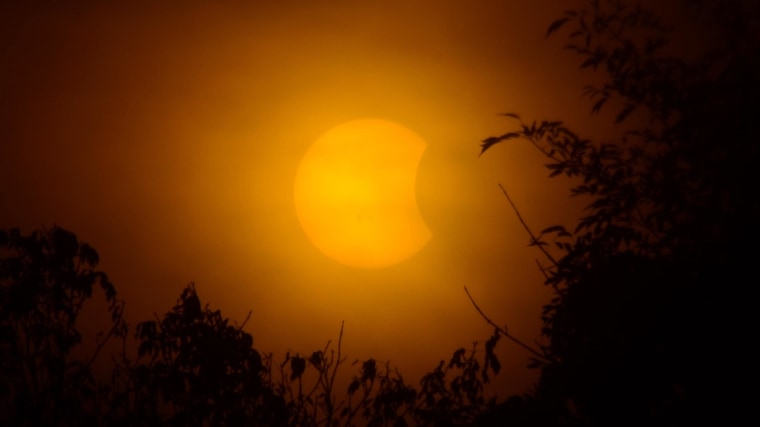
xmin=293 ymin=119 xmax=432 ymax=269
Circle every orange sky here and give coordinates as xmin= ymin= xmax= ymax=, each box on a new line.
xmin=1 ymin=0 xmax=605 ymax=396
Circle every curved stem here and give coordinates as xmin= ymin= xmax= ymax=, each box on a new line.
xmin=499 ymin=183 xmax=558 ymax=267
xmin=464 ymin=286 xmax=553 ymax=364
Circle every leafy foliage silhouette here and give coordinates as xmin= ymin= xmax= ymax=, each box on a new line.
xmin=0 ymin=226 xmax=126 ymax=425
xmin=121 ymin=283 xmax=288 ymax=425
xmin=3 ymin=1 xmax=758 ymax=426
xmin=479 ymin=0 xmax=760 ymax=424
xmin=0 ymin=226 xmax=503 ymax=426
xmin=202 ymin=293 xmax=503 ymax=427
xmin=122 ymin=282 xmax=505 ymax=426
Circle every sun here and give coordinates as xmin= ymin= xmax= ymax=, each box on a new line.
xmin=293 ymin=119 xmax=432 ymax=269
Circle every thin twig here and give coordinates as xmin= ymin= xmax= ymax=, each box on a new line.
xmin=238 ymin=310 xmax=252 ymax=330
xmin=329 ymin=321 xmax=344 ymax=391
xmin=499 ymin=183 xmax=558 ymax=267
xmin=85 ymin=300 xmax=126 ymax=369
xmin=464 ymin=286 xmax=553 ymax=364
xmin=326 ymin=321 xmax=344 ymax=426
xmin=535 ymin=259 xmax=551 ymax=281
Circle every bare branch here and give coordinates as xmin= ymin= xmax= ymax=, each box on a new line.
xmin=499 ymin=183 xmax=559 ymax=267
xmin=535 ymin=259 xmax=551 ymax=281
xmin=85 ymin=300 xmax=126 ymax=369
xmin=464 ymin=286 xmax=553 ymax=364
xmin=237 ymin=310 xmax=253 ymax=331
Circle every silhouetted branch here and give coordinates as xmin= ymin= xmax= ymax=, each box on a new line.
xmin=237 ymin=310 xmax=252 ymax=330
xmin=330 ymin=321 xmax=345 ymax=392
xmin=535 ymin=259 xmax=551 ymax=281
xmin=464 ymin=286 xmax=553 ymax=364
xmin=499 ymin=183 xmax=558 ymax=267
xmin=327 ymin=321 xmax=347 ymax=425
xmin=85 ymin=300 xmax=126 ymax=369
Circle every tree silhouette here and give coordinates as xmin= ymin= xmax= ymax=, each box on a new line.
xmin=0 ymin=226 xmax=126 ymax=425
xmin=120 ymin=283 xmax=287 ymax=426
xmin=480 ymin=0 xmax=759 ymax=424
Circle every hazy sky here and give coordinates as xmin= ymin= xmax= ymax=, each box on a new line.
xmin=1 ymin=0 xmax=605 ymax=395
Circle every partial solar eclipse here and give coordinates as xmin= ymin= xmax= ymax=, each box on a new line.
xmin=294 ymin=119 xmax=432 ymax=269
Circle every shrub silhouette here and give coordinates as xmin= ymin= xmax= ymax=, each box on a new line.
xmin=480 ymin=0 xmax=759 ymax=424
xmin=0 ymin=226 xmax=502 ymax=426
xmin=129 ymin=285 xmax=501 ymax=427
